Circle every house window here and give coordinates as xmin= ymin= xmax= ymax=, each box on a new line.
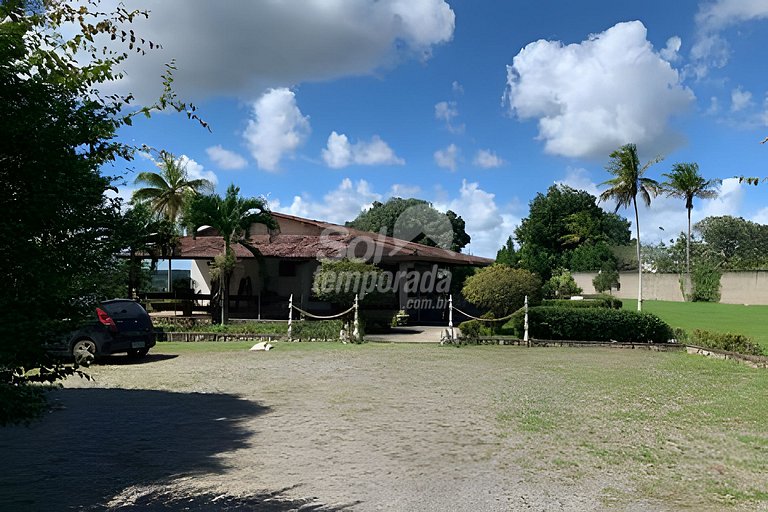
xmin=279 ymin=261 xmax=298 ymax=277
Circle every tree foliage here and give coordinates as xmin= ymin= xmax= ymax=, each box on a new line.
xmin=599 ymin=143 xmax=662 ymax=311
xmin=311 ymin=259 xmax=392 ymax=307
xmin=0 ymin=0 xmax=208 ymax=415
xmin=184 ymin=185 xmax=277 ymax=323
xmin=495 ymin=236 xmax=519 ymax=267
xmin=461 ymin=264 xmax=542 ymax=317
xmin=592 ymin=266 xmax=620 ymax=294
xmin=694 ymin=216 xmax=768 ymax=270
xmin=347 ymin=197 xmax=471 ymax=252
xmin=514 ymin=185 xmax=630 ymax=279
xmin=543 ymin=268 xmax=582 ymax=299
xmin=662 ymin=162 xmax=719 ymax=279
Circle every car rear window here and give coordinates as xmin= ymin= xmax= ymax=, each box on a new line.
xmin=101 ymin=301 xmax=147 ymax=319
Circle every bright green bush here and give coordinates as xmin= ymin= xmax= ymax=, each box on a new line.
xmin=509 ymin=307 xmax=672 ymax=343
xmin=542 ymin=268 xmax=582 ymax=298
xmin=462 ymin=264 xmax=542 ymax=317
xmin=690 ymin=329 xmax=763 ymax=356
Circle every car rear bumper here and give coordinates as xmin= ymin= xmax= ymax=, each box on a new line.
xmin=101 ymin=334 xmax=156 ymax=354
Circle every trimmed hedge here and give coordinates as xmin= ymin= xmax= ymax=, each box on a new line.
xmin=689 ymin=329 xmax=763 ymax=356
xmin=542 ymin=299 xmax=610 ymax=309
xmin=509 ymin=306 xmax=673 ymax=343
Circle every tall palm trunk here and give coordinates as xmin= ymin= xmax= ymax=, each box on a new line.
xmin=634 ymin=196 xmax=642 ymax=312
xmin=686 ymin=206 xmax=691 ymax=277
xmin=167 ymin=257 xmax=172 ymax=292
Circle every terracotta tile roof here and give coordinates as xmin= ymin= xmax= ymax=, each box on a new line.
xmin=177 ymin=212 xmax=494 ymax=266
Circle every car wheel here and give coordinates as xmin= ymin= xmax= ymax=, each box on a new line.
xmin=127 ymin=348 xmax=149 ymax=358
xmin=72 ymin=338 xmax=97 ymax=366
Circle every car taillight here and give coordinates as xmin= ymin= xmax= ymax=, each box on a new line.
xmin=96 ymin=307 xmax=118 ymax=333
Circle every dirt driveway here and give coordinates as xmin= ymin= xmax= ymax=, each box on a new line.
xmin=2 ymin=343 xmax=759 ymax=511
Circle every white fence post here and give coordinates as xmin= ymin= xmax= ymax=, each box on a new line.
xmin=352 ymin=294 xmax=359 ymax=342
xmin=523 ymin=295 xmax=529 ymax=347
xmin=288 ymin=293 xmax=293 ymax=341
xmin=448 ymin=294 xmax=454 ymax=341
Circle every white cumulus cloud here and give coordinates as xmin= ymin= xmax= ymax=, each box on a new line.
xmin=504 ymin=21 xmax=694 ymax=159
xmin=243 ymin=88 xmax=310 ymax=172
xmin=436 ymin=180 xmax=520 ymax=257
xmin=178 ymin=155 xmax=217 ymax=185
xmin=473 ymin=149 xmax=504 ymax=169
xmin=321 ymin=131 xmax=404 ymax=169
xmin=435 ymin=101 xmax=464 ymax=133
xmin=434 ymin=144 xmax=459 ymax=171
xmin=660 ymin=36 xmax=683 ymax=62
xmin=691 ymin=0 xmax=768 ymax=77
xmin=731 ymin=87 xmax=753 ymax=112
xmin=205 ymin=145 xmax=247 ymax=170
xmin=101 ymin=0 xmax=455 ymax=101
xmin=271 ymin=178 xmax=382 ymax=225
xmin=270 ymin=178 xmax=520 ymax=257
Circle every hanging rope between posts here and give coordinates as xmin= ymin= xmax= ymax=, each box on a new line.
xmin=291 ymin=304 xmax=355 ymax=320
xmin=451 ymin=306 xmax=521 ymax=323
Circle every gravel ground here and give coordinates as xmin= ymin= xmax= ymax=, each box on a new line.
xmin=1 ymin=344 xmax=763 ymax=511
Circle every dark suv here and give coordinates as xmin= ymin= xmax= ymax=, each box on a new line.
xmin=68 ymin=300 xmax=155 ymax=363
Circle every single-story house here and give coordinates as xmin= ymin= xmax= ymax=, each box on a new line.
xmin=176 ymin=212 xmax=493 ymax=321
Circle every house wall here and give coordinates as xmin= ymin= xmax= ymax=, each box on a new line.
xmin=573 ymin=271 xmax=768 ymax=304
xmin=249 ymin=216 xmax=326 ymax=236
xmin=191 ymin=260 xmax=211 ymax=294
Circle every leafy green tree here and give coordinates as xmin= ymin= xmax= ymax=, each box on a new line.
xmin=569 ymin=242 xmax=618 ymax=272
xmin=662 ymin=162 xmax=719 ymax=283
xmin=592 ymin=264 xmax=620 ymax=294
xmin=0 ymin=0 xmax=206 ymax=421
xmin=462 ymin=264 xmax=542 ymax=317
xmin=184 ymin=185 xmax=277 ymax=323
xmin=496 ymin=236 xmax=519 ymax=266
xmin=543 ymin=268 xmax=582 ymax=298
xmin=312 ymin=259 xmax=390 ymax=307
xmin=347 ymin=197 xmax=471 ymax=252
xmin=599 ymin=143 xmax=662 ymax=311
xmin=694 ymin=216 xmax=768 ymax=269
xmin=133 ymin=151 xmax=213 ymax=290
xmin=514 ymin=185 xmax=630 ymax=279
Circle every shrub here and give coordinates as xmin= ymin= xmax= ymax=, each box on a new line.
xmin=689 ymin=329 xmax=763 ymax=356
xmin=462 ymin=264 xmax=542 ymax=317
xmin=690 ymin=263 xmax=721 ymax=302
xmin=458 ymin=313 xmax=501 ymax=340
xmin=509 ymin=307 xmax=673 ymax=343
xmin=292 ymin=319 xmax=360 ymax=342
xmin=542 ymin=268 xmax=582 ymax=299
xmin=583 ymin=294 xmax=623 ymax=309
xmin=593 ymin=268 xmax=620 ymax=294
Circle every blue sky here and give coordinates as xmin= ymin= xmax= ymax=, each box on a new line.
xmin=108 ymin=0 xmax=768 ymax=258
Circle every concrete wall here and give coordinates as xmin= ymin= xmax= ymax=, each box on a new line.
xmin=573 ymin=271 xmax=768 ymax=305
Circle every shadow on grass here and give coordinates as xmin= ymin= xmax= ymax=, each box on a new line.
xmin=0 ymin=388 xmax=347 ymax=511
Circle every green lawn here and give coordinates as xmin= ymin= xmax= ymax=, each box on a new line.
xmin=623 ymin=299 xmax=768 ymax=349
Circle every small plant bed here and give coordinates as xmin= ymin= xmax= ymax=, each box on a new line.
xmin=154 ymin=319 xmax=362 ymax=343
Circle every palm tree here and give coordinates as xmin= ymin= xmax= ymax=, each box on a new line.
xmin=662 ymin=163 xmax=719 ymax=287
xmin=599 ymin=144 xmax=662 ymax=312
xmin=132 ymin=151 xmax=213 ymax=290
xmin=184 ymin=185 xmax=278 ymax=323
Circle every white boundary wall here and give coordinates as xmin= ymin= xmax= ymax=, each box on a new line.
xmin=573 ymin=271 xmax=768 ymax=304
